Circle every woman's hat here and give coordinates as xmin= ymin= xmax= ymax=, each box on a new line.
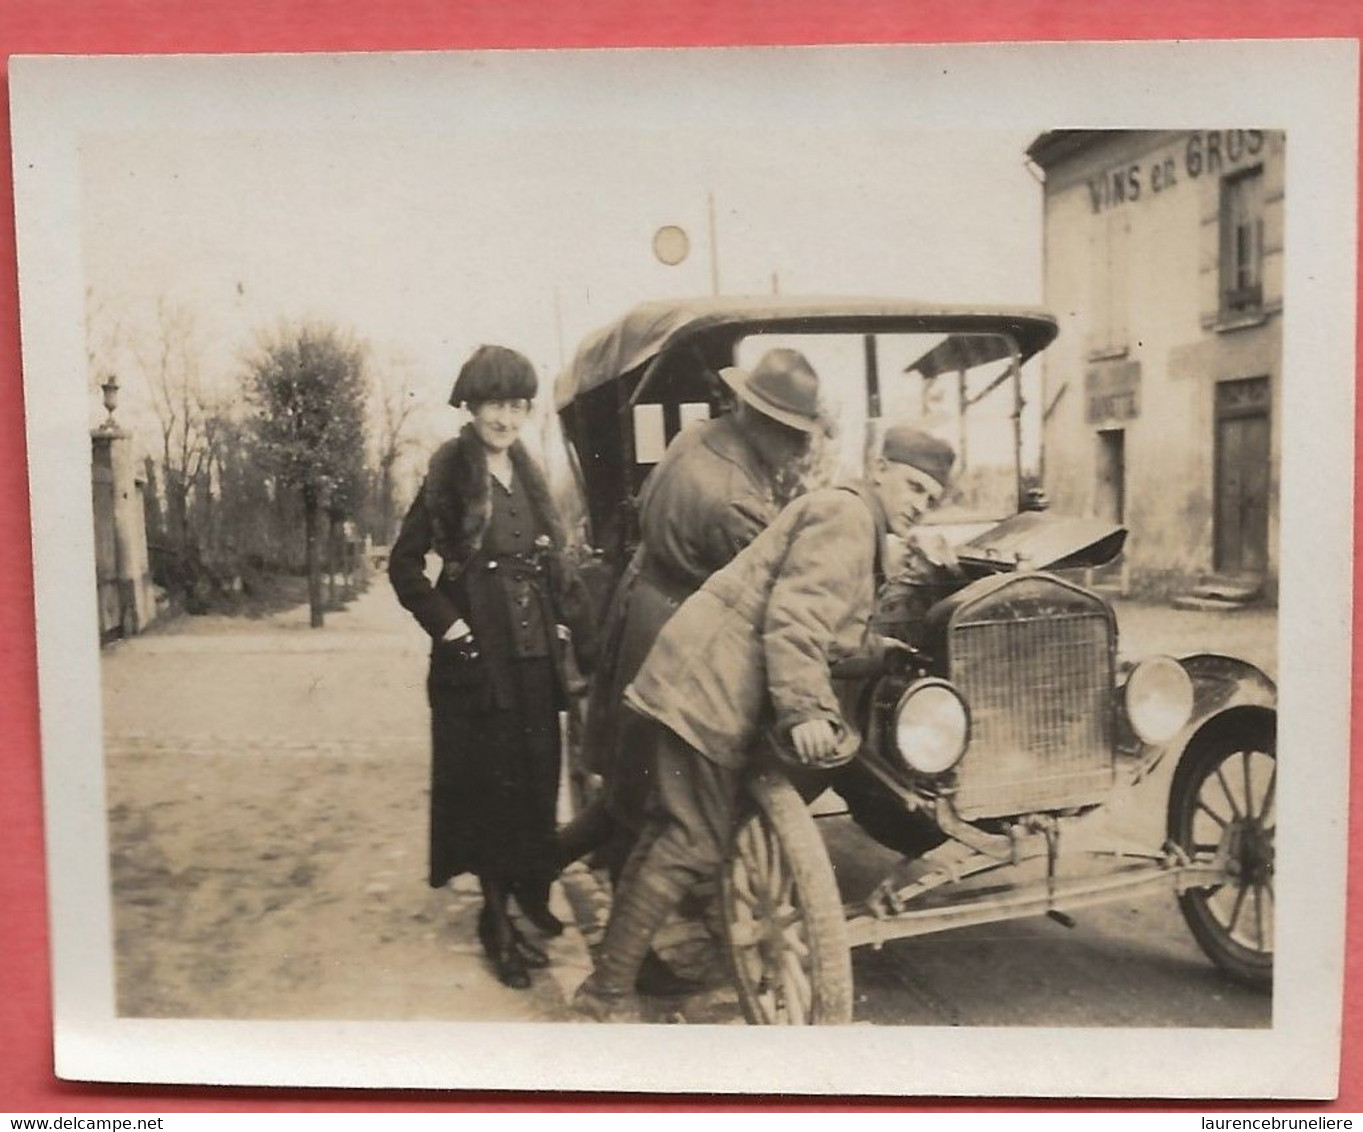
xmin=718 ymin=348 xmax=823 ymax=434
xmin=449 ymin=345 xmax=538 ymax=407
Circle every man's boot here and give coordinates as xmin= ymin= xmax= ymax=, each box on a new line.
xmin=573 ymin=874 xmax=688 ymax=1022
xmin=603 ymin=833 xmax=702 ymax=998
xmin=634 ymin=948 xmax=703 ymax=997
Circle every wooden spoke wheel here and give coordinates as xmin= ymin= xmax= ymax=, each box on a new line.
xmin=719 ymin=770 xmax=853 ymax=1025
xmin=1168 ymin=723 xmax=1276 ymax=990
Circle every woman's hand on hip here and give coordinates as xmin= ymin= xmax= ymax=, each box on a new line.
xmin=441 ymin=618 xmax=479 ymax=659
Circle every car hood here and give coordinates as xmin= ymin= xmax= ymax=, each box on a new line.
xmin=956 ymin=511 xmax=1127 ymax=574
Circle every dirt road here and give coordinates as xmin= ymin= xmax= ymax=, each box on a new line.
xmin=103 ymin=583 xmax=588 ymax=1022
xmin=102 ymin=580 xmax=1276 ymax=1027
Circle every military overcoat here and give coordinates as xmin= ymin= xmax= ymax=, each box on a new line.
xmin=583 ymin=413 xmax=789 ymax=816
xmin=625 ymin=483 xmax=886 ymax=767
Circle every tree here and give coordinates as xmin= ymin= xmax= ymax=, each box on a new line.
xmin=244 ymin=322 xmax=369 ymax=628
xmin=370 ymin=359 xmax=420 ymax=546
xmin=126 ymin=298 xmax=234 ymax=609
xmin=326 ymin=428 xmax=368 ymax=607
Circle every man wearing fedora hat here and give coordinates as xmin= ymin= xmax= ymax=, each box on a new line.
xmin=558 ymin=347 xmax=826 ymax=993
xmin=574 ymin=422 xmax=955 ymax=1020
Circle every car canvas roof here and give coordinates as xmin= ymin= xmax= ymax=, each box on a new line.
xmin=554 ymin=295 xmax=1058 ymax=410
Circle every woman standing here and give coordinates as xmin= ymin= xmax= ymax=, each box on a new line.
xmin=389 ymin=345 xmax=595 ymax=988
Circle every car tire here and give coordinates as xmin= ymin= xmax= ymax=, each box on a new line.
xmin=1167 ymin=721 xmax=1276 ymax=991
xmin=719 ymin=769 xmax=853 ymax=1024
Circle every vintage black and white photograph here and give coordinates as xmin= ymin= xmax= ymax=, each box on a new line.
xmin=11 ymin=41 xmax=1354 ymax=1095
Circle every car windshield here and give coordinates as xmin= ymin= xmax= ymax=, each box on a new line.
xmin=733 ymin=330 xmax=1039 ymax=522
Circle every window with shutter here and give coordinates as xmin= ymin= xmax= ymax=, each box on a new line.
xmin=1220 ymin=167 xmax=1265 ymax=318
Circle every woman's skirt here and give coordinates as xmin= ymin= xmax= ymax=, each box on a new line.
xmin=427 ymin=657 xmax=560 ymax=887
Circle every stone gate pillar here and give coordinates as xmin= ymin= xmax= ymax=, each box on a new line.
xmin=92 ymin=425 xmax=156 ymax=639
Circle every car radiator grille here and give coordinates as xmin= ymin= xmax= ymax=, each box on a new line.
xmin=949 ymin=607 xmax=1115 ymax=820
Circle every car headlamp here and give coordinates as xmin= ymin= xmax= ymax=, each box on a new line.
xmin=1124 ymin=656 xmax=1195 ymax=744
xmin=893 ymin=679 xmax=969 ymax=775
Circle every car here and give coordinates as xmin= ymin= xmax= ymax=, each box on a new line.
xmin=554 ymin=296 xmax=1277 ymax=1025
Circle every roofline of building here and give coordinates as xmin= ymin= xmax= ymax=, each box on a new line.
xmin=1026 ymin=130 xmax=1134 ymax=170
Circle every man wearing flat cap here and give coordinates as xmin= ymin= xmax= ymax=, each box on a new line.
xmin=560 ymin=347 xmax=826 ymax=995
xmin=575 ymin=423 xmax=954 ymax=1020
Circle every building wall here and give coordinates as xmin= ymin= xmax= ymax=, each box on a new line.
xmin=1038 ymin=130 xmax=1284 ymax=596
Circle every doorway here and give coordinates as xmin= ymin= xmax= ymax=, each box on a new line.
xmin=1094 ymin=428 xmax=1126 ymax=525
xmin=1086 ymin=428 xmax=1128 ymax=594
xmin=1214 ymin=377 xmax=1271 ymax=577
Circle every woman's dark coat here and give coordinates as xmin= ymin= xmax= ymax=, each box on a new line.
xmin=389 ymin=424 xmax=596 ymax=886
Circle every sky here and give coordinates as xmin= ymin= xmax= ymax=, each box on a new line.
xmin=79 ymin=108 xmax=1044 ymax=489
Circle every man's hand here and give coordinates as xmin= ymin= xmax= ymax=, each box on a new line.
xmin=908 ymin=529 xmax=960 ymax=572
xmin=790 ymin=719 xmax=839 ymax=765
xmin=871 ymin=632 xmax=915 ymax=659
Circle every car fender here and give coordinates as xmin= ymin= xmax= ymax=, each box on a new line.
xmin=1130 ymin=653 xmax=1277 ymax=785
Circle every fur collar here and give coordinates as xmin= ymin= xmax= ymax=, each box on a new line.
xmin=425 ymin=423 xmax=566 ymax=578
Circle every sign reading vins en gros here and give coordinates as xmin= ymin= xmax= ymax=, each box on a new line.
xmin=1086 ymin=130 xmax=1266 ymax=214
xmin=1086 ymin=360 xmax=1142 ymax=423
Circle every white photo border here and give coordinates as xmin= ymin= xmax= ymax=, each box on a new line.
xmin=12 ymin=39 xmax=1356 ymax=1096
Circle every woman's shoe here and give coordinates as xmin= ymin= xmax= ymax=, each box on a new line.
xmin=476 ymin=905 xmax=497 ymax=954
xmin=520 ymin=902 xmax=565 ymax=938
xmin=509 ymin=924 xmax=550 ymax=968
xmin=490 ymin=940 xmax=531 ymax=989
xmin=477 ymin=888 xmax=532 ymax=990
xmin=512 ymin=879 xmax=565 ymax=937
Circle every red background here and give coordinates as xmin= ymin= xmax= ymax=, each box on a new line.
xmin=0 ymin=0 xmax=1356 ymax=1113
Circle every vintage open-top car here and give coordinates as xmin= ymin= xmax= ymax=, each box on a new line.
xmin=554 ymin=296 xmax=1277 ymax=1025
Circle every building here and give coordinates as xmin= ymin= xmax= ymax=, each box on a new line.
xmin=1026 ymin=130 xmax=1284 ymax=599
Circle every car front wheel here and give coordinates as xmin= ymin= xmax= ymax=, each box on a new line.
xmin=1167 ymin=723 xmax=1275 ymax=990
xmin=719 ymin=769 xmax=853 ymax=1024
